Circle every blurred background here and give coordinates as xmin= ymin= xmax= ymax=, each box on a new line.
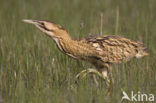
xmin=0 ymin=0 xmax=156 ymax=103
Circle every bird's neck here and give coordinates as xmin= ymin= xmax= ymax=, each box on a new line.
xmin=52 ymin=35 xmax=75 ymax=56
xmin=53 ymin=36 xmax=95 ymax=59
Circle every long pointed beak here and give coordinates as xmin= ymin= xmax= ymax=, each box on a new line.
xmin=22 ymin=19 xmax=53 ymax=37
xmin=22 ymin=19 xmax=39 ymax=25
xmin=22 ymin=19 xmax=45 ymax=31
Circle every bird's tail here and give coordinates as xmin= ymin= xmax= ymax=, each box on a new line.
xmin=135 ymin=42 xmax=149 ymax=58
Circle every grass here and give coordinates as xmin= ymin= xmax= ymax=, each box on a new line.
xmin=0 ymin=0 xmax=156 ymax=103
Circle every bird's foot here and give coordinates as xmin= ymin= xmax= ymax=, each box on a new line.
xmin=70 ymin=68 xmax=112 ymax=96
xmin=75 ymin=68 xmax=103 ymax=80
xmin=74 ymin=68 xmax=111 ymax=89
xmin=75 ymin=69 xmax=102 ymax=85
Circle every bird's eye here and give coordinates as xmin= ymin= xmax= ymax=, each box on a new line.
xmin=38 ymin=23 xmax=52 ymax=32
xmin=40 ymin=22 xmax=44 ymax=25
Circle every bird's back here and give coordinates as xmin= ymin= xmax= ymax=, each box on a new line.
xmin=80 ymin=35 xmax=148 ymax=64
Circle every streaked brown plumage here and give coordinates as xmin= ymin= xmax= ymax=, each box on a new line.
xmin=23 ymin=19 xmax=148 ymax=87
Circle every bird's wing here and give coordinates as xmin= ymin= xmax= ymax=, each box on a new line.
xmin=82 ymin=35 xmax=147 ymax=63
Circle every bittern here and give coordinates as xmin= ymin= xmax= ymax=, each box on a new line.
xmin=23 ymin=19 xmax=148 ymax=88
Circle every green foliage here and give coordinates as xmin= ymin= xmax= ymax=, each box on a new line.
xmin=0 ymin=0 xmax=156 ymax=103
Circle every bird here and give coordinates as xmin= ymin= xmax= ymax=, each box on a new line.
xmin=22 ymin=19 xmax=148 ymax=88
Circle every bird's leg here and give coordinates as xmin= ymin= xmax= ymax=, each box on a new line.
xmin=98 ymin=68 xmax=112 ymax=96
xmin=99 ymin=68 xmax=110 ymax=88
xmin=71 ymin=68 xmax=101 ymax=92
xmin=74 ymin=64 xmax=113 ymax=92
xmin=75 ymin=68 xmax=103 ymax=80
xmin=74 ymin=68 xmax=103 ymax=85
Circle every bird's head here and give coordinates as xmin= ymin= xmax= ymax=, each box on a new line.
xmin=22 ymin=19 xmax=70 ymax=39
